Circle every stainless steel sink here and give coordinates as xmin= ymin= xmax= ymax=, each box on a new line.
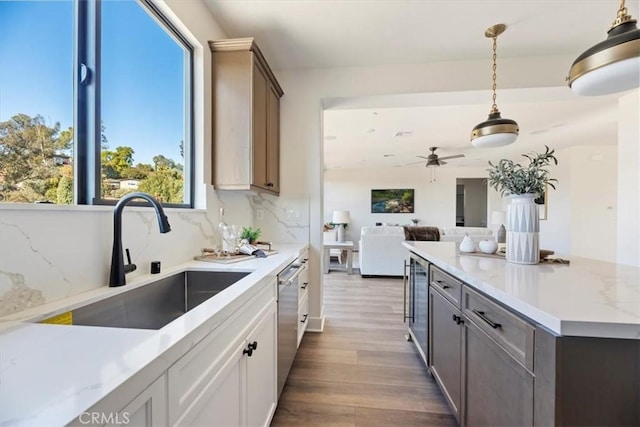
xmin=60 ymin=271 xmax=249 ymax=330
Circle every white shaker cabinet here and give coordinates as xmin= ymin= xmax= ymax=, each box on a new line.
xmin=107 ymin=375 xmax=167 ymax=427
xmin=70 ymin=374 xmax=168 ymax=427
xmin=297 ymin=248 xmax=310 ymax=347
xmin=168 ymin=281 xmax=277 ymax=427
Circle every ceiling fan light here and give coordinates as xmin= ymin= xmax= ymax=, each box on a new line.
xmin=568 ymin=8 xmax=640 ymax=96
xmin=470 ymin=112 xmax=519 ymax=148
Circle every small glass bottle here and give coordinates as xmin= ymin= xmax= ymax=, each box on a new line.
xmin=218 ymin=207 xmax=229 ymax=252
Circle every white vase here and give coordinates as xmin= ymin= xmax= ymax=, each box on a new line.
xmin=506 ymin=194 xmax=540 ymax=264
xmin=459 ymin=235 xmax=476 ymax=253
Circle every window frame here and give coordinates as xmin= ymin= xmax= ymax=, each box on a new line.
xmin=75 ymin=0 xmax=194 ymax=208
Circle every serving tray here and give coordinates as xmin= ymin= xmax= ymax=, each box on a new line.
xmin=194 ymin=250 xmax=278 ymax=264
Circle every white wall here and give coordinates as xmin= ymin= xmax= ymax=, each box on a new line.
xmin=569 ymin=146 xmax=618 ymax=262
xmin=616 ymin=90 xmax=640 ymax=266
xmin=324 ymin=166 xmax=498 ymax=250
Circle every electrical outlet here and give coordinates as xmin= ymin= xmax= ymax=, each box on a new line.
xmin=286 ymin=209 xmax=297 ymax=220
xmin=256 ymin=208 xmax=264 ymax=220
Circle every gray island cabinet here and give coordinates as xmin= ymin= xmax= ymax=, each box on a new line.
xmin=404 ymin=241 xmax=640 ymax=426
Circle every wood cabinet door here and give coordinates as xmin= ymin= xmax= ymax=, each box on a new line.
xmin=246 ymin=302 xmax=278 ymax=427
xmin=252 ymin=60 xmax=268 ymax=190
xmin=463 ymin=319 xmax=534 ymax=427
xmin=266 ymin=83 xmax=280 ymax=193
xmin=429 ymin=288 xmax=462 ymax=421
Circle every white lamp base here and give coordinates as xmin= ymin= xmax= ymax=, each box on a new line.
xmin=336 ymin=225 xmax=346 ymax=243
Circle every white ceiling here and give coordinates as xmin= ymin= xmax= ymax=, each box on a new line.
xmin=202 ymin=0 xmax=635 ymax=168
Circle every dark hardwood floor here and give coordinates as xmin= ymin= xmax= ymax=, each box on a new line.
xmin=271 ymin=271 xmax=456 ymax=427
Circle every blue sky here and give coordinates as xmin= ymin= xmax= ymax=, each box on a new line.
xmin=0 ymin=0 xmax=185 ymax=166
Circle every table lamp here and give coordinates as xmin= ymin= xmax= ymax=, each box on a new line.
xmin=332 ymin=210 xmax=350 ymax=243
xmin=491 ymin=211 xmax=506 ymax=244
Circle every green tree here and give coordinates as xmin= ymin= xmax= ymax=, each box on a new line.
xmin=56 ymin=165 xmax=74 ymax=204
xmin=152 ymin=154 xmax=176 ymax=171
xmin=138 ymin=168 xmax=183 ymax=203
xmin=0 ymin=114 xmax=72 ymax=202
xmin=101 ymin=146 xmax=135 ymax=179
xmin=122 ymin=163 xmax=154 ymax=180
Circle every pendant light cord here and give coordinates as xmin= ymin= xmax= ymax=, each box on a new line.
xmin=490 ymin=35 xmax=499 ymax=114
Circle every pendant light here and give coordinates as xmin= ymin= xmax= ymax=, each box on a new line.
xmin=471 ymin=24 xmax=519 ymax=148
xmin=568 ymin=0 xmax=640 ymax=96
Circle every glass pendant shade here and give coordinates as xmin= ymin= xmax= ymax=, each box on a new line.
xmin=568 ymin=5 xmax=640 ymax=96
xmin=471 ymin=111 xmax=519 ymax=148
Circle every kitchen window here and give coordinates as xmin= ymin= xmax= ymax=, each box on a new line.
xmin=0 ymin=0 xmax=193 ymax=207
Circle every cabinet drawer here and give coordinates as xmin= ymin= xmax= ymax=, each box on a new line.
xmin=430 ymin=265 xmax=462 ymax=308
xmin=299 ymin=266 xmax=309 ymax=303
xmin=463 ymin=287 xmax=535 ymax=371
xmin=297 ymin=292 xmax=309 ymax=347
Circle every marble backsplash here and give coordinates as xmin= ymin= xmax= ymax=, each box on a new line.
xmin=0 ymin=192 xmax=309 ymax=317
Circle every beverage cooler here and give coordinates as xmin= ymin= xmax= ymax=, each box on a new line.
xmin=405 ymin=253 xmax=429 ymax=364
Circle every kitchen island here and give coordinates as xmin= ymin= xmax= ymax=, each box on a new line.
xmin=0 ymin=243 xmax=307 ymax=427
xmin=403 ymin=241 xmax=639 ymax=426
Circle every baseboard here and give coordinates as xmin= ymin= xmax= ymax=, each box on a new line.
xmin=307 ymin=306 xmax=325 ymax=332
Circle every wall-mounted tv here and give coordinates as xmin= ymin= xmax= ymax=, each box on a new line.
xmin=371 ymin=189 xmax=414 ymax=213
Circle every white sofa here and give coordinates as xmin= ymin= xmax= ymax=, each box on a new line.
xmin=359 ymin=226 xmax=406 ymax=276
xmin=439 ymin=227 xmax=494 ymax=243
xmin=357 ymin=225 xmax=494 ymax=277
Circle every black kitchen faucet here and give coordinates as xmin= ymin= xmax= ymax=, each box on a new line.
xmin=109 ymin=192 xmax=171 ymax=287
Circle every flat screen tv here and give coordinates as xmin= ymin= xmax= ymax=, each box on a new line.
xmin=371 ymin=189 xmax=414 ymax=213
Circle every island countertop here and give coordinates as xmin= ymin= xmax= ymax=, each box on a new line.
xmin=403 ymin=241 xmax=640 ymax=340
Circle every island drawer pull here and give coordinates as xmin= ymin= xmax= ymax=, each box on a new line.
xmin=473 ymin=309 xmax=502 ymax=329
xmin=434 ymin=280 xmax=450 ymax=289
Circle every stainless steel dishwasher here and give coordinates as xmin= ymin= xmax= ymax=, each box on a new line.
xmin=277 ymin=257 xmax=302 ymax=398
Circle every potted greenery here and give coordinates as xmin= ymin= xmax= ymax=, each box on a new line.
xmin=487 ymin=146 xmax=558 ymax=265
xmin=487 ymin=145 xmax=558 ymax=196
xmin=240 ymin=226 xmax=261 ymax=244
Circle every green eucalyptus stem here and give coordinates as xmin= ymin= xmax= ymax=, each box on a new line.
xmin=487 ymin=145 xmax=558 ymax=197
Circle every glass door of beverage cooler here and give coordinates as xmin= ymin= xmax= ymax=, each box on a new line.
xmin=408 ymin=254 xmax=429 ymax=364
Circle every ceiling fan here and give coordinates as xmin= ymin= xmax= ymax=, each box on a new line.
xmin=409 ymin=146 xmax=465 ymax=167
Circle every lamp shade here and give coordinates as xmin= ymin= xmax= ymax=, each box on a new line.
xmin=332 ymin=210 xmax=350 ymax=224
xmin=568 ymin=6 xmax=640 ymax=96
xmin=491 ymin=211 xmax=506 ymax=225
xmin=471 ymin=112 xmax=519 ymax=148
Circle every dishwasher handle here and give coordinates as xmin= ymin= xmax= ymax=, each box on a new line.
xmin=279 ymin=265 xmax=303 ymax=286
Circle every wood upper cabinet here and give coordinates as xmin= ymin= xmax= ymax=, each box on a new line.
xmin=209 ymin=38 xmax=283 ymax=195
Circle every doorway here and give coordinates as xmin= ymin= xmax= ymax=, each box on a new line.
xmin=455 ymin=178 xmax=487 ymax=227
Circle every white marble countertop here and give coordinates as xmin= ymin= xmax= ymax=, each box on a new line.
xmin=403 ymin=241 xmax=640 ymax=340
xmin=0 ymin=243 xmax=306 ymax=427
